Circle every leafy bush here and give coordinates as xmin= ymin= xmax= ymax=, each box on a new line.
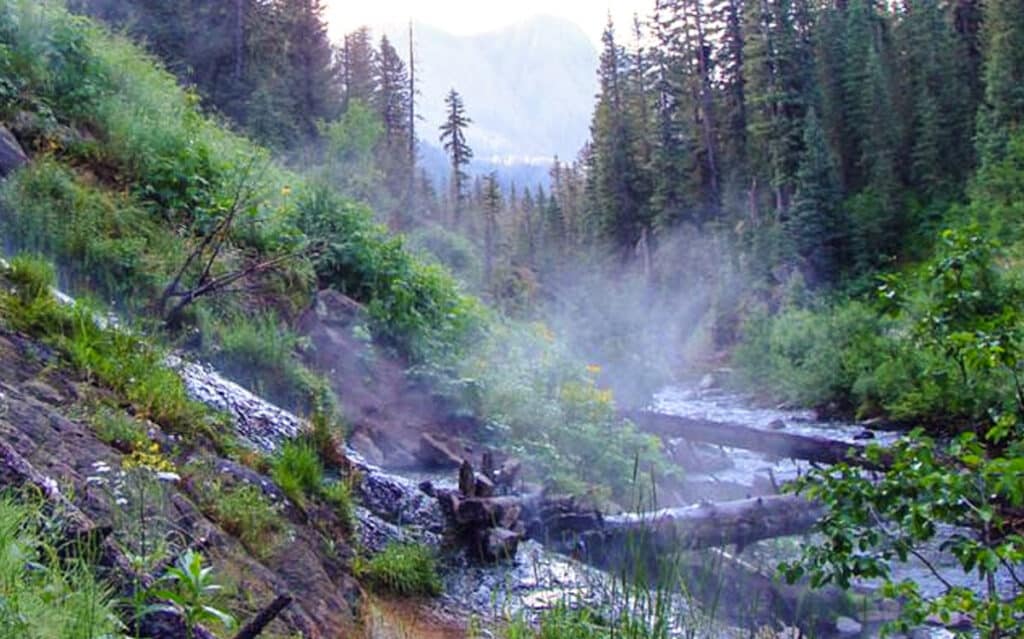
xmin=356 ymin=542 xmax=441 ymax=597
xmin=406 ymin=225 xmax=483 ymax=287
xmin=295 ymin=185 xmax=486 ymax=362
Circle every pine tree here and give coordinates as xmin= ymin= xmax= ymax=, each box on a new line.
xmin=341 ymin=27 xmax=377 ymax=110
xmin=481 ymin=173 xmax=502 ymax=289
xmin=788 ymin=108 xmax=842 ymax=283
xmin=439 ymin=88 xmax=473 ymax=228
xmin=281 ymin=0 xmax=340 ymax=144
xmin=976 ymin=0 xmax=1024 ymax=164
xmin=374 ymin=34 xmax=414 ymax=224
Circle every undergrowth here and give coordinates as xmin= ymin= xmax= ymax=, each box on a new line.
xmin=355 ymin=542 xmax=442 ymax=597
xmin=0 ymin=494 xmax=119 ymax=639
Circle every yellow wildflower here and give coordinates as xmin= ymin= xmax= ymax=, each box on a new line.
xmin=586 ymin=364 xmax=602 ymax=375
xmin=281 ymin=185 xmax=292 ymax=197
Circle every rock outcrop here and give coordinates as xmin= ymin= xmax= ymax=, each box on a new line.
xmin=0 ymin=125 xmax=27 ymax=177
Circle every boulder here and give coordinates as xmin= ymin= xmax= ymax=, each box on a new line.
xmin=0 ymin=126 xmax=27 ymax=178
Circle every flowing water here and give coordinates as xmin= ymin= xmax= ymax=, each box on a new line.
xmin=16 ymin=273 xmax=1014 ymax=637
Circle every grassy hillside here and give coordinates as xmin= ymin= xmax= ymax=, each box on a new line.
xmin=0 ymin=0 xmax=661 ymax=504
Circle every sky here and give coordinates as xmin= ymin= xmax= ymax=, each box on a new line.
xmin=323 ymin=0 xmax=652 ymax=45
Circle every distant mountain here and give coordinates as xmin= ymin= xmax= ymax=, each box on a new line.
xmin=385 ymin=16 xmax=598 ymax=167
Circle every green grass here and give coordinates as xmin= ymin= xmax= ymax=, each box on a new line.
xmin=270 ymin=440 xmax=323 ymax=505
xmin=90 ymin=405 xmax=147 ymax=449
xmin=0 ymin=254 xmax=235 ymax=452
xmin=194 ymin=481 xmax=286 ymax=560
xmin=199 ymin=311 xmax=336 ymax=416
xmin=0 ymin=495 xmax=119 ymax=639
xmin=321 ymin=478 xmax=355 ymax=533
xmin=355 ymin=542 xmax=442 ymax=597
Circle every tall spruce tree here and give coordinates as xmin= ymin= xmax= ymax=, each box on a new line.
xmin=439 ymin=88 xmax=473 ymax=228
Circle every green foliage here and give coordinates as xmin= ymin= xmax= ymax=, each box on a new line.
xmin=4 ymin=254 xmax=55 ymax=305
xmin=463 ymin=321 xmax=664 ymax=502
xmin=773 ymin=227 xmax=1024 ymax=637
xmin=200 ymin=312 xmax=335 ymax=416
xmin=295 ymin=185 xmax=486 ymax=362
xmin=782 ymin=431 xmax=1024 ymax=637
xmin=355 ymin=542 xmax=442 ymax=597
xmin=270 ymin=440 xmax=323 ymax=505
xmin=407 ymin=225 xmax=483 ymax=288
xmin=91 ymin=405 xmax=148 ymax=449
xmin=194 ymin=481 xmax=286 ymax=560
xmin=321 ymin=479 xmax=355 ymax=533
xmin=321 ymin=99 xmax=384 ymax=203
xmin=152 ymin=549 xmax=236 ymax=639
xmin=1 ymin=161 xmax=185 ymax=306
xmin=0 ymin=495 xmax=119 ymax=639
xmin=0 ymin=255 xmax=231 ymax=449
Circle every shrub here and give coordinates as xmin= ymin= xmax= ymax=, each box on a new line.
xmin=463 ymin=321 xmax=664 ymax=503
xmin=294 ymin=185 xmax=486 ymax=362
xmin=356 ymin=542 xmax=441 ymax=597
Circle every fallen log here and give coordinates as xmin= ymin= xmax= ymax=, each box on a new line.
xmin=572 ymin=494 xmax=822 ymax=558
xmin=626 ymin=410 xmax=888 ymax=470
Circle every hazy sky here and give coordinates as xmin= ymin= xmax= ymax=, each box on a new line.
xmin=323 ymin=1 xmax=652 ymax=45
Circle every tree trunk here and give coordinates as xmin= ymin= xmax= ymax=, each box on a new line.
xmin=580 ymin=494 xmax=821 ymax=556
xmin=626 ymin=410 xmax=888 ymax=470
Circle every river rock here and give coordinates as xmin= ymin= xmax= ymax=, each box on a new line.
xmin=767 ymin=419 xmax=786 ymax=430
xmin=835 ymin=616 xmax=863 ymax=636
xmin=0 ymin=126 xmax=27 ymax=177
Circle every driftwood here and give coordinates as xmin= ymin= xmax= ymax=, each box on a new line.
xmin=232 ymin=594 xmax=293 ymax=639
xmin=627 ymin=410 xmax=888 ymax=470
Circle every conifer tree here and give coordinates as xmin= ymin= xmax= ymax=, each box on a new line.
xmin=439 ymin=88 xmax=473 ymax=228
xmin=788 ymin=108 xmax=841 ymax=283
xmin=976 ymin=0 xmax=1024 ymax=164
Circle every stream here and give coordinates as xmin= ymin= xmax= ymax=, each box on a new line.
xmin=6 ymin=266 xmax=1011 ymax=637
